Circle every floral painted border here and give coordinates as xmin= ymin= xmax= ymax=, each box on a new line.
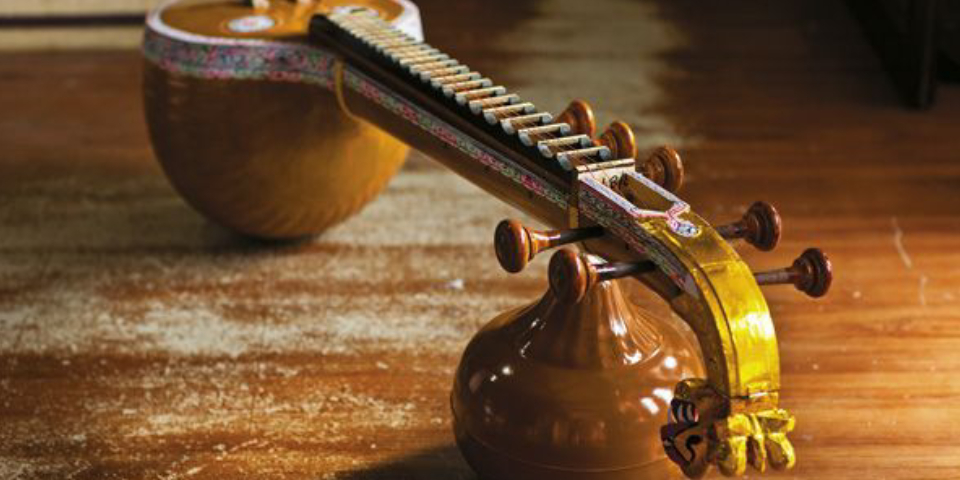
xmin=341 ymin=69 xmax=568 ymax=209
xmin=578 ymin=175 xmax=698 ymax=296
xmin=142 ymin=28 xmax=337 ymax=88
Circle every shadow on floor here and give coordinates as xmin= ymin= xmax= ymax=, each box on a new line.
xmin=330 ymin=444 xmax=476 ymax=480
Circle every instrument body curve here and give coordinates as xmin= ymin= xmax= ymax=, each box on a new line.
xmin=142 ymin=0 xmax=421 ymax=238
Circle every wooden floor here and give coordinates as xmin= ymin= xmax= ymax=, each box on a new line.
xmin=2 ymin=1 xmax=960 ymax=479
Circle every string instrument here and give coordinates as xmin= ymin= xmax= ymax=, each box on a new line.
xmin=142 ymin=1 xmax=834 ymax=479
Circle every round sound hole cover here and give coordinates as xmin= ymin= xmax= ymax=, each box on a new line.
xmin=226 ymin=14 xmax=276 ymax=33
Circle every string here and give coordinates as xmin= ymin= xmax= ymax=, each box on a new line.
xmin=331 ymin=10 xmax=602 ymax=166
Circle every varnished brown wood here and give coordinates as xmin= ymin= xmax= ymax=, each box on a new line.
xmin=451 ymin=276 xmax=702 ymax=480
xmin=716 ymin=201 xmax=782 ymax=251
xmin=598 ymin=120 xmax=639 ymax=159
xmin=493 ymin=219 xmax=603 ymax=273
xmin=548 ymin=248 xmax=655 ymax=303
xmin=3 ymin=0 xmax=960 ymax=478
xmin=555 ymin=99 xmax=597 ymax=137
xmin=143 ymin=60 xmax=410 ymax=238
xmin=755 ymin=248 xmax=833 ymax=298
xmin=637 ymin=145 xmax=684 ymax=193
xmin=453 ymin=254 xmax=703 ymax=479
xmin=451 ymin=268 xmax=702 ymax=480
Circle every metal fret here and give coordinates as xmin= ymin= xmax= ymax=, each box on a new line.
xmin=518 ymin=123 xmax=571 ymax=146
xmin=556 ymin=146 xmax=612 ymax=171
xmin=482 ymin=102 xmax=535 ymax=124
xmin=501 ymin=112 xmax=553 ymax=135
xmin=419 ymin=66 xmax=469 ymax=81
xmin=455 ymin=86 xmax=507 ymax=104
xmin=398 ymin=53 xmax=451 ymax=67
xmin=442 ymin=78 xmax=493 ymax=96
xmin=469 ymin=94 xmax=519 ymax=114
xmin=323 ymin=9 xmax=595 ymax=176
xmin=430 ymin=72 xmax=482 ymax=87
xmin=386 ymin=45 xmax=438 ymax=57
xmin=408 ymin=59 xmax=459 ymax=74
xmin=537 ymin=135 xmax=593 ymax=158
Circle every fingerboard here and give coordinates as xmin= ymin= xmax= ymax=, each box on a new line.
xmin=309 ymin=8 xmax=629 ymax=188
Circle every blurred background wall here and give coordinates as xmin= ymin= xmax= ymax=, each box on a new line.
xmin=0 ymin=0 xmax=161 ymax=49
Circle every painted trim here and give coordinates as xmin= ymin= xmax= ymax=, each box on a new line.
xmin=343 ymin=68 xmax=568 ymax=209
xmin=142 ymin=27 xmax=338 ymax=86
xmin=578 ymin=175 xmax=698 ymax=296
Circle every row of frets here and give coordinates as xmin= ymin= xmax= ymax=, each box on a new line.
xmin=329 ymin=9 xmax=633 ymax=172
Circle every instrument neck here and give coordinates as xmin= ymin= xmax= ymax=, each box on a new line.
xmin=309 ymin=10 xmax=624 ymax=228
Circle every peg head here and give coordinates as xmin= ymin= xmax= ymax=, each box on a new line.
xmin=599 ymin=121 xmax=638 ymax=159
xmin=494 ymin=219 xmax=531 ymax=274
xmin=548 ymin=249 xmax=591 ymax=303
xmin=792 ymin=248 xmax=832 ymax=298
xmin=640 ymin=146 xmax=684 ymax=193
xmin=557 ymin=99 xmax=597 ymax=138
xmin=742 ymin=201 xmax=782 ymax=251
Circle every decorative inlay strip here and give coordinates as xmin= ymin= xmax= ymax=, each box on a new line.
xmin=142 ymin=28 xmax=337 ymax=87
xmin=578 ymin=175 xmax=698 ymax=296
xmin=341 ymin=69 xmax=568 ymax=209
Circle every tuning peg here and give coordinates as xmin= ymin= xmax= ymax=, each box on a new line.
xmin=494 ymin=219 xmax=603 ymax=273
xmin=548 ymin=249 xmax=656 ymax=303
xmin=597 ymin=121 xmax=638 ymax=159
xmin=754 ymin=248 xmax=832 ymax=298
xmin=556 ymin=100 xmax=597 ymax=137
xmin=638 ymin=146 xmax=684 ymax=193
xmin=716 ymin=201 xmax=782 ymax=251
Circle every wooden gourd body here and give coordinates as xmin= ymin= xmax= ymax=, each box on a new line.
xmin=142 ymin=0 xmax=420 ymax=238
xmin=452 ymin=278 xmax=704 ymax=479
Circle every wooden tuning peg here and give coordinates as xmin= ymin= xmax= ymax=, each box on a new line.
xmin=638 ymin=146 xmax=684 ymax=193
xmin=495 ymin=219 xmax=603 ymax=273
xmin=754 ymin=248 xmax=833 ymax=298
xmin=548 ymin=249 xmax=656 ymax=303
xmin=715 ymin=201 xmax=782 ymax=251
xmin=556 ymin=100 xmax=597 ymax=137
xmin=598 ymin=121 xmax=638 ymax=159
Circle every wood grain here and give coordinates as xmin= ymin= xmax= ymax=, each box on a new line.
xmin=2 ymin=0 xmax=960 ymax=479
xmin=0 ymin=28 xmax=144 ymax=51
xmin=0 ymin=0 xmax=157 ymax=50
xmin=0 ymin=1 xmax=160 ymax=15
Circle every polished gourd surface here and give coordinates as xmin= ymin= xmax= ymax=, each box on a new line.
xmin=143 ymin=0 xmax=416 ymax=238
